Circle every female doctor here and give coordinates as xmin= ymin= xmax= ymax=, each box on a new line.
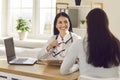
xmin=37 ymin=12 xmax=81 ymax=60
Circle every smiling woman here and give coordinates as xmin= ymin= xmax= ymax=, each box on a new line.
xmin=37 ymin=12 xmax=81 ymax=66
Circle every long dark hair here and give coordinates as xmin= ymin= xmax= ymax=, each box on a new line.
xmin=53 ymin=12 xmax=73 ymax=35
xmin=86 ymin=8 xmax=120 ymax=68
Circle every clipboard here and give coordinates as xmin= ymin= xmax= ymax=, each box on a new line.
xmin=37 ymin=59 xmax=63 ymax=66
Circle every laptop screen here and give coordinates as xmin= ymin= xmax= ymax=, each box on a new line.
xmin=4 ymin=37 xmax=16 ymax=62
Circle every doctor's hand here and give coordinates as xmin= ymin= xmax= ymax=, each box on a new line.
xmin=46 ymin=40 xmax=59 ymax=52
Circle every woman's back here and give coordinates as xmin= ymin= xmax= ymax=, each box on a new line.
xmin=77 ymin=39 xmax=119 ymax=78
xmin=60 ymin=8 xmax=120 ymax=79
xmin=86 ymin=8 xmax=120 ymax=68
xmin=61 ymin=39 xmax=119 ymax=78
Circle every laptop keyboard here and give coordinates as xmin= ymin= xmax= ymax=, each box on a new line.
xmin=14 ymin=58 xmax=28 ymax=63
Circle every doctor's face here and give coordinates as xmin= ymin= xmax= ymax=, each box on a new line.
xmin=56 ymin=16 xmax=70 ymax=34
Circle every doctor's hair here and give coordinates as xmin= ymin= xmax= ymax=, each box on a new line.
xmin=86 ymin=8 xmax=120 ymax=68
xmin=53 ymin=12 xmax=73 ymax=35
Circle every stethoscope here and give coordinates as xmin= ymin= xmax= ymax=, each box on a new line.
xmin=51 ymin=32 xmax=73 ymax=57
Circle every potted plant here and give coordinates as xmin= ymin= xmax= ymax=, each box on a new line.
xmin=16 ymin=17 xmax=31 ymax=40
xmin=80 ymin=19 xmax=86 ymax=29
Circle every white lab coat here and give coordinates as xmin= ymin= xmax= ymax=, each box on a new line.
xmin=37 ymin=32 xmax=81 ymax=60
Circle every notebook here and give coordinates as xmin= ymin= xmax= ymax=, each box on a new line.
xmin=4 ymin=37 xmax=37 ymax=65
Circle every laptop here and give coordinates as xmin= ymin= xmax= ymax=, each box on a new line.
xmin=4 ymin=37 xmax=37 ymax=65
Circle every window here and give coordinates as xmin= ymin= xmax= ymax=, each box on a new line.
xmin=7 ymin=0 xmax=56 ymax=39
xmin=39 ymin=0 xmax=56 ymax=36
xmin=8 ymin=0 xmax=33 ymax=36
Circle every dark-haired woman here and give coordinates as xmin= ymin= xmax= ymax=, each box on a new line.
xmin=38 ymin=12 xmax=80 ymax=64
xmin=60 ymin=8 xmax=120 ymax=79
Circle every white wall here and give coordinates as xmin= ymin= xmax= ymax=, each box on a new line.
xmin=57 ymin=0 xmax=120 ymax=39
xmin=104 ymin=0 xmax=120 ymax=39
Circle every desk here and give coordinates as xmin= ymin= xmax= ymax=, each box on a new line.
xmin=0 ymin=59 xmax=79 ymax=80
